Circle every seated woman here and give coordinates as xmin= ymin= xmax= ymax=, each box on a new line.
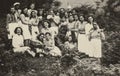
xmin=64 ymin=35 xmax=77 ymax=50
xmin=31 ymin=33 xmax=45 ymax=56
xmin=12 ymin=27 xmax=35 ymax=57
xmin=44 ymin=32 xmax=62 ymax=56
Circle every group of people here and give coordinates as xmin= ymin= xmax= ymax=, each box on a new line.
xmin=6 ymin=2 xmax=105 ymax=60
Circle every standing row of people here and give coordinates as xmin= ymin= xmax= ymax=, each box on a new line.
xmin=6 ymin=2 xmax=105 ymax=58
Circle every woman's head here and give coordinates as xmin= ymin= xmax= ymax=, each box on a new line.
xmin=22 ymin=7 xmax=28 ymax=14
xmin=10 ymin=7 xmax=16 ymax=14
xmin=87 ymin=15 xmax=94 ymax=23
xmin=45 ymin=32 xmax=52 ymax=39
xmin=30 ymin=3 xmax=35 ymax=10
xmin=93 ymin=22 xmax=98 ymax=30
xmin=30 ymin=10 xmax=37 ymax=18
xmin=67 ymin=35 xmax=72 ymax=42
xmin=74 ymin=14 xmax=79 ymax=21
xmin=69 ymin=15 xmax=74 ymax=22
xmin=14 ymin=27 xmax=23 ymax=35
xmin=43 ymin=20 xmax=50 ymax=28
xmin=37 ymin=33 xmax=44 ymax=41
xmin=79 ymin=14 xmax=85 ymax=21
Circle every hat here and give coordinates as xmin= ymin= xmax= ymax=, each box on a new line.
xmin=13 ymin=2 xmax=20 ymax=6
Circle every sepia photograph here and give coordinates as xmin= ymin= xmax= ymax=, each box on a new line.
xmin=0 ymin=0 xmax=120 ymax=76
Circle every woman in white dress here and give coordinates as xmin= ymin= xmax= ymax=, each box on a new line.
xmin=85 ymin=15 xmax=99 ymax=56
xmin=20 ymin=7 xmax=31 ymax=46
xmin=12 ymin=27 xmax=35 ymax=57
xmin=89 ymin=23 xmax=105 ymax=59
xmin=77 ymin=15 xmax=89 ymax=54
xmin=30 ymin=10 xmax=39 ymax=41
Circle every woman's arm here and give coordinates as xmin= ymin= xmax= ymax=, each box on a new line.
xmin=20 ymin=14 xmax=29 ymax=25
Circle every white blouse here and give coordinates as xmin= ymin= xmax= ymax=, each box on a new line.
xmin=12 ymin=34 xmax=24 ymax=48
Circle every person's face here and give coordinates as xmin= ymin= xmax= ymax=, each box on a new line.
xmin=61 ymin=17 xmax=65 ymax=22
xmin=15 ymin=5 xmax=20 ymax=9
xmin=39 ymin=10 xmax=43 ymax=15
xmin=10 ymin=8 xmax=15 ymax=14
xmin=31 ymin=11 xmax=36 ymax=17
xmin=79 ymin=16 xmax=84 ymax=21
xmin=30 ymin=4 xmax=35 ymax=9
xmin=69 ymin=16 xmax=74 ymax=22
xmin=93 ymin=23 xmax=98 ymax=30
xmin=74 ymin=15 xmax=78 ymax=21
xmin=39 ymin=34 xmax=44 ymax=40
xmin=16 ymin=28 xmax=22 ymax=35
xmin=56 ymin=12 xmax=60 ymax=16
xmin=18 ymin=9 xmax=22 ymax=14
xmin=88 ymin=16 xmax=93 ymax=23
xmin=65 ymin=12 xmax=68 ymax=17
xmin=44 ymin=22 xmax=49 ymax=28
xmin=68 ymin=36 xmax=72 ymax=42
xmin=46 ymin=34 xmax=51 ymax=39
xmin=23 ymin=8 xmax=28 ymax=14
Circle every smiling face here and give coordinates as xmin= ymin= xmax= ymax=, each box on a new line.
xmin=44 ymin=21 xmax=49 ymax=28
xmin=16 ymin=28 xmax=22 ymax=35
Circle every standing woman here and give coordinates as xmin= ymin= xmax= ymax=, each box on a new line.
xmin=77 ymin=15 xmax=88 ymax=54
xmin=30 ymin=11 xmax=39 ymax=41
xmin=89 ymin=23 xmax=105 ymax=62
xmin=20 ymin=7 xmax=31 ymax=46
xmin=85 ymin=15 xmax=99 ymax=56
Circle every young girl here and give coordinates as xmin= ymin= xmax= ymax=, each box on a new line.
xmin=44 ymin=32 xmax=61 ymax=56
xmin=89 ymin=23 xmax=105 ymax=60
xmin=30 ymin=10 xmax=39 ymax=41
xmin=12 ymin=27 xmax=35 ymax=57
xmin=20 ymin=7 xmax=31 ymax=46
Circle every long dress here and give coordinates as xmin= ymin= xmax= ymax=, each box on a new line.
xmin=89 ymin=29 xmax=105 ymax=58
xmin=77 ymin=21 xmax=90 ymax=54
xmin=20 ymin=14 xmax=31 ymax=40
xmin=7 ymin=14 xmax=19 ymax=39
xmin=84 ymin=23 xmax=94 ymax=56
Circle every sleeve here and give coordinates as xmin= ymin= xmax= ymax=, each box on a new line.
xmin=85 ymin=24 xmax=93 ymax=35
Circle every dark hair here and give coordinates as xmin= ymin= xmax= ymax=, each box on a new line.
xmin=30 ymin=10 xmax=36 ymax=19
xmin=21 ymin=7 xmax=29 ymax=17
xmin=45 ymin=32 xmax=51 ymax=36
xmin=14 ymin=27 xmax=23 ymax=35
xmin=37 ymin=33 xmax=44 ymax=41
